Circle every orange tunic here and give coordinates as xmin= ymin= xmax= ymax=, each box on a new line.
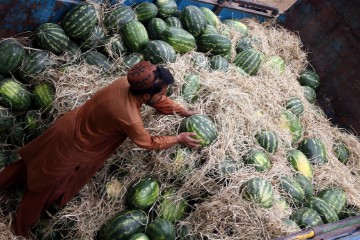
xmin=18 ymin=76 xmax=186 ymax=193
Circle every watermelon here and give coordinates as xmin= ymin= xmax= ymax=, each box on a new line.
xmin=242 ymin=177 xmax=274 ymax=208
xmin=190 ymin=53 xmax=209 ymax=70
xmin=235 ymin=37 xmax=253 ymax=53
xmin=23 ymin=110 xmax=42 ymax=138
xmin=156 ymin=0 xmax=178 ymax=18
xmin=126 ymin=177 xmax=160 ymax=209
xmin=223 ymin=19 xmax=248 ymax=36
xmin=299 ymin=138 xmax=328 ymax=165
xmin=162 ymin=27 xmax=196 ymax=53
xmin=156 ymin=188 xmax=188 ymax=223
xmin=0 ymin=39 xmax=25 ymax=74
xmin=294 ymin=173 xmax=313 ymax=199
xmin=245 ymin=150 xmax=271 ymax=172
xmin=0 ymin=107 xmax=15 ymax=134
xmin=299 ymin=69 xmax=320 ymax=90
xmin=307 ymin=197 xmax=339 ymax=223
xmin=123 ymin=53 xmax=144 ymax=69
xmin=264 ymin=55 xmax=285 ymax=74
xmin=143 ymin=40 xmax=176 ymax=64
xmin=129 ymin=233 xmax=150 ymax=240
xmin=208 ymin=156 xmax=241 ymax=180
xmin=32 ymin=82 xmax=55 ymax=111
xmin=339 ymin=205 xmax=360 ymax=219
xmin=65 ymin=40 xmax=82 ymax=62
xmin=0 ymin=148 xmax=18 ymax=168
xmin=233 ymin=49 xmax=263 ymax=75
xmin=280 ymin=110 xmax=302 ymax=142
xmin=210 ymin=55 xmax=228 ymax=71
xmin=200 ymin=7 xmax=220 ymax=27
xmin=0 ymin=78 xmax=31 ymax=113
xmin=146 ymin=219 xmax=176 ymax=240
xmin=285 ymin=97 xmax=304 ymax=117
xmin=97 ymin=209 xmax=147 ymax=240
xmin=104 ymin=5 xmax=136 ymax=33
xmin=181 ymin=74 xmax=200 ymax=103
xmin=318 ymin=188 xmax=346 ymax=215
xmin=80 ymin=25 xmax=106 ymax=50
xmin=83 ymin=51 xmax=113 ymax=72
xmin=280 ymin=176 xmax=305 ymax=203
xmin=134 ymin=2 xmax=158 ymax=23
xmin=35 ymin=23 xmax=70 ymax=54
xmin=179 ymin=114 xmax=217 ymax=147
xmin=8 ymin=124 xmax=25 ymax=147
xmin=197 ymin=33 xmax=232 ymax=56
xmin=19 ymin=51 xmax=53 ymax=83
xmin=181 ymin=5 xmax=207 ymax=37
xmin=104 ymin=35 xmax=127 ymax=59
xmin=333 ymin=142 xmax=350 ymax=164
xmin=303 ymin=86 xmax=316 ymax=103
xmin=62 ymin=4 xmax=97 ymax=39
xmin=147 ymin=18 xmax=168 ymax=40
xmin=165 ymin=17 xmax=183 ymax=28
xmin=203 ymin=24 xmax=218 ymax=34
xmin=291 ymin=207 xmax=324 ymax=229
xmin=255 ymin=130 xmax=278 ymax=154
xmin=177 ymin=225 xmax=197 ymax=240
xmin=121 ymin=20 xmax=149 ymax=52
xmin=287 ymin=149 xmax=313 ymax=180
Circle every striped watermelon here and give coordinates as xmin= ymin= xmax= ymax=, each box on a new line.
xmin=291 ymin=207 xmax=324 ymax=229
xmin=97 ymin=209 xmax=147 ymax=240
xmin=242 ymin=177 xmax=274 ymax=208
xmin=280 ymin=110 xmax=302 ymax=142
xmin=197 ymin=33 xmax=232 ymax=55
xmin=233 ymin=49 xmax=263 ymax=75
xmin=0 ymin=39 xmax=25 ymax=74
xmin=179 ymin=114 xmax=217 ymax=147
xmin=177 ymin=225 xmax=197 ymax=240
xmin=121 ymin=20 xmax=149 ymax=52
xmin=126 ymin=177 xmax=160 ymax=209
xmin=8 ymin=124 xmax=25 ymax=147
xmin=156 ymin=188 xmax=188 ymax=223
xmin=104 ymin=34 xmax=127 ymax=59
xmin=210 ymin=156 xmax=241 ymax=180
xmin=318 ymin=188 xmax=346 ymax=215
xmin=294 ymin=173 xmax=313 ymax=199
xmin=32 ymin=82 xmax=55 ymax=111
xmin=122 ymin=53 xmax=144 ymax=69
xmin=303 ymin=86 xmax=316 ymax=103
xmin=339 ymin=205 xmax=360 ymax=219
xmin=191 ymin=53 xmax=209 ymax=70
xmin=156 ymin=0 xmax=178 ymax=18
xmin=146 ymin=219 xmax=176 ymax=240
xmin=287 ymin=149 xmax=313 ymax=180
xmin=223 ymin=19 xmax=248 ymax=36
xmin=129 ymin=233 xmax=150 ymax=240
xmin=80 ymin=25 xmax=106 ymax=50
xmin=200 ymin=7 xmax=220 ymax=27
xmin=203 ymin=24 xmax=218 ymax=34
xmin=0 ymin=107 xmax=14 ymax=134
xmin=83 ymin=51 xmax=113 ymax=72
xmin=307 ymin=197 xmax=339 ymax=223
xmin=162 ymin=27 xmax=196 ymax=53
xmin=19 ymin=51 xmax=53 ymax=83
xmin=165 ymin=17 xmax=183 ymax=28
xmin=134 ymin=2 xmax=158 ymax=23
xmin=245 ymin=150 xmax=271 ymax=172
xmin=181 ymin=74 xmax=200 ymax=103
xmin=147 ymin=18 xmax=168 ymax=40
xmin=65 ymin=40 xmax=82 ymax=61
xmin=181 ymin=5 xmax=207 ymax=37
xmin=280 ymin=176 xmax=305 ymax=203
xmin=210 ymin=55 xmax=228 ymax=71
xmin=23 ymin=110 xmax=42 ymax=134
xmin=235 ymin=37 xmax=253 ymax=53
xmin=333 ymin=142 xmax=350 ymax=164
xmin=0 ymin=148 xmax=18 ymax=168
xmin=285 ymin=97 xmax=304 ymax=117
xmin=264 ymin=55 xmax=285 ymax=74
xmin=35 ymin=23 xmax=70 ymax=54
xmin=104 ymin=5 xmax=136 ymax=33
xmin=299 ymin=138 xmax=328 ymax=165
xmin=0 ymin=78 xmax=31 ymax=113
xmin=299 ymin=69 xmax=320 ymax=90
xmin=62 ymin=4 xmax=97 ymax=39
xmin=143 ymin=40 xmax=176 ymax=64
xmin=255 ymin=130 xmax=278 ymax=154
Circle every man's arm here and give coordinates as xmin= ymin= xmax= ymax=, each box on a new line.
xmin=150 ymin=96 xmax=190 ymax=116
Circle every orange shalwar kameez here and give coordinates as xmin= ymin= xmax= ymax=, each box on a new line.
xmin=0 ymin=76 xmax=186 ymax=237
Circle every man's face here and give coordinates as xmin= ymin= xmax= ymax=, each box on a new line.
xmin=146 ymin=85 xmax=168 ymax=105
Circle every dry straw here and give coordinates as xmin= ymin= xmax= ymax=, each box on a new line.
xmin=1 ymin=19 xmax=360 ymax=240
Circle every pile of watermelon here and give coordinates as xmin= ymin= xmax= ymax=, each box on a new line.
xmin=1 ymin=1 xmax=360 ymax=240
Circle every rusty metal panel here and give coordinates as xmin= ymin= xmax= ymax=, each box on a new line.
xmin=278 ymin=0 xmax=360 ymax=134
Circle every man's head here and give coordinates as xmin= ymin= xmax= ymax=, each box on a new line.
xmin=127 ymin=61 xmax=174 ymax=105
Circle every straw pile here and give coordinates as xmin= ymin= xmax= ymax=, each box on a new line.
xmin=1 ymin=18 xmax=360 ymax=240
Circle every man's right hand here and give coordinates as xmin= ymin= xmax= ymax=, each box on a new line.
xmin=176 ymin=132 xmax=202 ymax=148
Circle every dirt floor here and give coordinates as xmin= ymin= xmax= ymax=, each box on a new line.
xmin=253 ymin=0 xmax=297 ymax=13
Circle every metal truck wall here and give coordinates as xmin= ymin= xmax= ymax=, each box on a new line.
xmin=278 ymin=0 xmax=360 ymax=134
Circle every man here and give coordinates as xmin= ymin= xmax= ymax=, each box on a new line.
xmin=0 ymin=61 xmax=201 ymax=237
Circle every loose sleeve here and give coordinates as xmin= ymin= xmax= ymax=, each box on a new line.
xmin=123 ymin=120 xmax=178 ymax=150
xmin=150 ymin=96 xmax=187 ymax=115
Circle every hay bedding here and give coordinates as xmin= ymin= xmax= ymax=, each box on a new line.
xmin=1 ymin=18 xmax=360 ymax=240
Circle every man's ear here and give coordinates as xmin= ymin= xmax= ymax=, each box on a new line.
xmin=143 ymin=93 xmax=151 ymax=101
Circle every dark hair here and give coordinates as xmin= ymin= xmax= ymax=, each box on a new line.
xmin=130 ymin=66 xmax=175 ymax=95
